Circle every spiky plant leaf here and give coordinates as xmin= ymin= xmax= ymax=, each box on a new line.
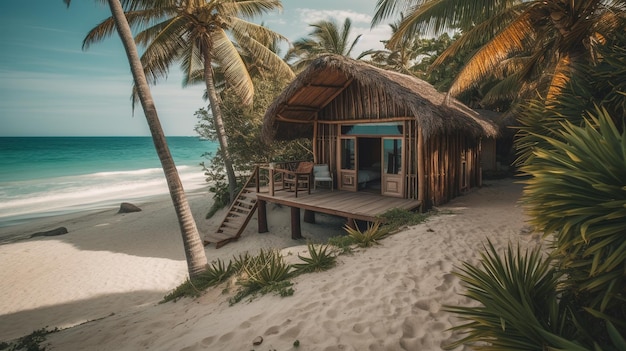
xmin=292 ymin=242 xmax=336 ymax=275
xmin=343 ymin=222 xmax=388 ymax=247
xmin=520 ymin=108 xmax=626 ymax=312
xmin=444 ymin=241 xmax=572 ymax=350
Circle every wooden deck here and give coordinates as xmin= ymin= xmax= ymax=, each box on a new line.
xmin=254 ymin=187 xmax=421 ymax=238
xmin=257 ymin=189 xmax=420 ymax=222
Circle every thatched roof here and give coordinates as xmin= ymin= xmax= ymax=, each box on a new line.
xmin=263 ymin=54 xmax=498 ymax=141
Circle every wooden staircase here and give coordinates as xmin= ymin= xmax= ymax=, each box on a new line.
xmin=204 ymin=167 xmax=260 ymax=249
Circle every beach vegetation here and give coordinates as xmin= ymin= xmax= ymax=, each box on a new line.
xmin=344 ymin=222 xmax=389 ymax=248
xmin=372 ymin=0 xmax=626 ymax=111
xmin=379 ymin=208 xmax=428 ymax=233
xmin=443 ymin=18 xmax=626 ymax=348
xmin=292 ymin=242 xmax=337 ymax=275
xmin=162 ymin=259 xmax=236 ymax=302
xmin=196 ymin=77 xmax=312 ymax=218
xmin=327 ymin=235 xmax=357 ymax=254
xmin=229 ymin=249 xmax=294 ymax=305
xmin=64 ymin=0 xmax=209 ymax=278
xmin=445 ymin=241 xmax=567 ymax=350
xmin=445 ymin=92 xmax=626 ymax=349
xmin=0 ymin=327 xmax=58 ymax=351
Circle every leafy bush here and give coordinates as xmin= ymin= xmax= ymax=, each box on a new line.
xmin=0 ymin=328 xmax=58 ymax=351
xmin=327 ymin=235 xmax=356 ymax=254
xmin=292 ymin=242 xmax=336 ymax=275
xmin=444 ymin=242 xmax=569 ymax=350
xmin=448 ymin=109 xmax=626 ymax=349
xmin=379 ymin=208 xmax=427 ymax=232
xmin=229 ymin=249 xmax=293 ymax=305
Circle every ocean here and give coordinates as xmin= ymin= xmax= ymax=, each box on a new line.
xmin=0 ymin=137 xmax=218 ymax=227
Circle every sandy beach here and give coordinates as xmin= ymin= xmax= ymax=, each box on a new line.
xmin=0 ymin=178 xmax=540 ymax=350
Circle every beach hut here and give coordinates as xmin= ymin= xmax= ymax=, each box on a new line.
xmin=263 ymin=54 xmax=498 ymax=210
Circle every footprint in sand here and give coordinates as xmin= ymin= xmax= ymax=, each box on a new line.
xmin=435 ymin=273 xmax=456 ymax=291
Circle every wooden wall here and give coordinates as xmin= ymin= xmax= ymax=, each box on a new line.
xmin=310 ymin=80 xmax=484 ymax=210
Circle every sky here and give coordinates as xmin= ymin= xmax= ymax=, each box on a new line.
xmin=0 ymin=1 xmax=392 ymax=137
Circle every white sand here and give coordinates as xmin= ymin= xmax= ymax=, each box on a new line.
xmin=0 ymin=179 xmax=541 ymax=350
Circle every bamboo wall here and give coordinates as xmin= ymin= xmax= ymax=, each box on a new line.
xmin=422 ymin=131 xmax=481 ymax=208
xmin=311 ymin=81 xmax=484 ymax=210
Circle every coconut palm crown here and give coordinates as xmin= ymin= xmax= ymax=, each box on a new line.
xmin=84 ymin=0 xmax=294 ymax=201
xmin=372 ymin=0 xmax=626 ymax=107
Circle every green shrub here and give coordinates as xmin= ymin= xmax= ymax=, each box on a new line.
xmin=0 ymin=328 xmax=58 ymax=351
xmin=379 ymin=208 xmax=427 ymax=232
xmin=162 ymin=259 xmax=234 ymax=302
xmin=327 ymin=235 xmax=356 ymax=254
xmin=292 ymin=242 xmax=336 ymax=275
xmin=229 ymin=249 xmax=293 ymax=305
xmin=444 ymin=241 xmax=569 ymax=350
xmin=344 ymin=222 xmax=388 ymax=247
xmin=448 ymin=109 xmax=626 ymax=349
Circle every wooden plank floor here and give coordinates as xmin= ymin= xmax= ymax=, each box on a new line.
xmin=255 ymin=187 xmax=421 ymax=222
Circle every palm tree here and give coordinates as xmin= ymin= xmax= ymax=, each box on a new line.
xmin=371 ymin=0 xmax=626 ymax=107
xmin=285 ymin=18 xmax=363 ymax=72
xmin=64 ymin=0 xmax=208 ymax=278
xmin=84 ymin=0 xmax=294 ymax=202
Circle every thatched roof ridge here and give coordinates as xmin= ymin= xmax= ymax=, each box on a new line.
xmin=263 ymin=54 xmax=498 ymax=141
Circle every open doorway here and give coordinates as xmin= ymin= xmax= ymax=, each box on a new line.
xmin=357 ymin=138 xmax=381 ymax=192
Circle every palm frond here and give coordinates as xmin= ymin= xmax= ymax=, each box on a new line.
xmin=212 ymin=29 xmax=254 ymax=105
xmin=448 ymin=11 xmax=534 ymax=96
xmin=520 ymin=108 xmax=626 ymax=312
xmin=444 ymin=241 xmax=568 ymax=350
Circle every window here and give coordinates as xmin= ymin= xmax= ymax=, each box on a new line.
xmin=340 ymin=138 xmax=355 ymax=170
xmin=341 ymin=123 xmax=403 ymax=136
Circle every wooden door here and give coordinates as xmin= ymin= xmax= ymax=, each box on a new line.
xmin=381 ymin=137 xmax=404 ymax=197
xmin=338 ymin=137 xmax=357 ymax=191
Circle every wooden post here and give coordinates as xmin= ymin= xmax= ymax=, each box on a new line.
xmin=313 ymin=119 xmax=318 ymax=164
xmin=257 ymin=200 xmax=268 ymax=233
xmin=345 ymin=217 xmax=356 ymax=230
xmin=304 ymin=209 xmax=315 ymax=224
xmin=290 ymin=207 xmax=303 ymax=239
xmin=417 ymin=125 xmax=425 ymax=212
xmin=269 ymin=168 xmax=275 ymax=196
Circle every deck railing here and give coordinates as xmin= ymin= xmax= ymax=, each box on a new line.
xmin=253 ymin=160 xmax=312 ymax=197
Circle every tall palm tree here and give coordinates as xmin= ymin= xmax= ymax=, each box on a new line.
xmin=84 ymin=0 xmax=294 ymax=202
xmin=285 ymin=18 xmax=363 ymax=72
xmin=371 ymin=0 xmax=626 ymax=107
xmin=64 ymin=0 xmax=208 ymax=278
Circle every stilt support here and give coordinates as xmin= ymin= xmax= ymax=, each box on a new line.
xmin=258 ymin=200 xmax=268 ymax=233
xmin=304 ymin=210 xmax=315 ymax=224
xmin=291 ymin=207 xmax=303 ymax=239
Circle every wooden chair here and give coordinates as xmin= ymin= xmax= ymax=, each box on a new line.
xmin=313 ymin=164 xmax=333 ymax=190
xmin=281 ymin=161 xmax=313 ymax=197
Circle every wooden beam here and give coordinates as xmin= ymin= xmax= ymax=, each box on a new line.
xmin=317 ymin=117 xmax=413 ymax=125
xmin=308 ymin=83 xmax=346 ymax=89
xmin=276 ymin=113 xmax=315 ymax=124
xmin=316 ymin=78 xmax=354 ymax=110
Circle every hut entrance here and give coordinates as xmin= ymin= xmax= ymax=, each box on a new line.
xmin=337 ymin=124 xmax=405 ymax=198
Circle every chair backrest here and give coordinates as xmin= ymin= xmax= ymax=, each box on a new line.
xmin=313 ymin=164 xmax=331 ymax=178
xmin=296 ymin=161 xmax=314 ymax=174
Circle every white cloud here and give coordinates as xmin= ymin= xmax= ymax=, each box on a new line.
xmin=295 ymin=8 xmax=372 ymax=24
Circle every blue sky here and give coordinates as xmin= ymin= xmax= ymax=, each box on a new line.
xmin=0 ymin=1 xmax=391 ymax=136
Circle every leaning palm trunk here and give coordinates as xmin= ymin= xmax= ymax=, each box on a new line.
xmin=203 ymin=51 xmax=238 ymax=202
xmin=106 ymin=0 xmax=207 ymax=277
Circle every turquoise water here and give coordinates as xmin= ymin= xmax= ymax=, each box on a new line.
xmin=0 ymin=137 xmax=218 ymax=227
